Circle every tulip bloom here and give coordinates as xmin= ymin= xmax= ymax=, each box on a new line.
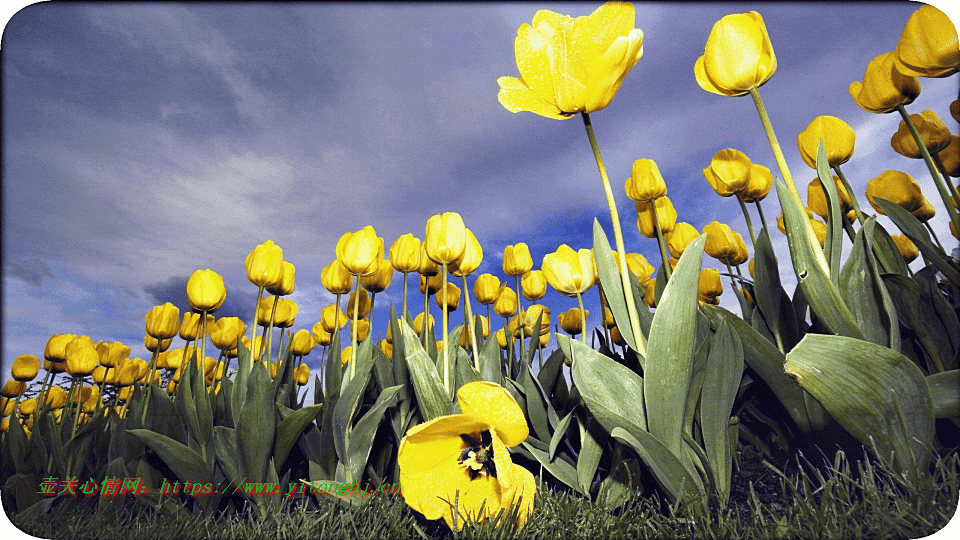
xmin=891 ymin=234 xmax=920 ymax=264
xmin=398 ymin=382 xmax=535 ymax=531
xmin=703 ymin=149 xmax=753 ymax=197
xmin=797 ymin=115 xmax=856 ymax=169
xmin=287 ymin=329 xmax=314 ymax=358
xmin=542 ymin=245 xmax=597 ymax=298
xmin=665 ymin=223 xmax=699 ymax=259
xmin=11 ymin=354 xmax=40 ymax=382
xmin=294 ymin=363 xmax=311 ymax=385
xmin=695 ymin=11 xmax=776 ymax=97
xmin=497 ymin=2 xmax=644 ymax=120
xmin=625 ymin=158 xmax=667 ymax=203
xmin=424 ymin=212 xmax=467 ymax=265
xmin=245 ymin=240 xmax=285 ymax=288
xmin=521 ymin=270 xmax=547 ymax=301
xmin=413 ymin=313 xmax=436 ymax=337
xmin=558 ymin=308 xmax=589 ymax=336
xmin=145 ymin=302 xmax=181 ymax=340
xmin=893 ymin=5 xmax=958 ymax=78
xmin=449 ymin=229 xmax=483 ymax=277
xmin=350 ymin=319 xmax=371 ymax=342
xmin=210 ymin=317 xmax=246 ymax=351
xmin=473 ymin=274 xmax=501 ymax=305
xmin=321 ymin=260 xmax=354 ymax=296
xmin=493 ymin=287 xmax=519 ymax=318
xmin=320 ymin=304 xmax=348 ymax=334
xmin=503 ymin=244 xmax=533 ymax=277
xmin=703 ymin=221 xmax=740 ymax=264
xmin=256 ymin=298 xmax=298 ymax=328
xmin=311 ymin=322 xmax=332 ymax=347
xmin=635 ymin=196 xmax=677 ymax=238
xmin=266 ymin=261 xmax=296 ymax=296
xmin=390 ymin=234 xmax=422 ymax=273
xmin=336 ymin=226 xmax=385 ymax=277
xmin=44 ymin=333 xmax=77 ymax=363
xmin=890 ymin=110 xmax=952 ymax=159
xmin=740 ymin=163 xmax=773 ymax=203
xmin=912 ymin=198 xmax=936 ymax=222
xmin=941 ymin=135 xmax=960 ymax=177
xmin=866 ymin=170 xmax=925 ymax=214
xmin=435 ymin=283 xmax=461 ymax=312
xmin=359 ymin=259 xmax=395 ymax=294
xmin=624 ymin=253 xmax=655 ymax=285
xmin=698 ymin=269 xmax=724 ymax=305
xmin=187 ymin=269 xmax=226 ymax=313
xmin=849 ymin=52 xmax=920 ymax=114
xmin=807 ymin=175 xmax=853 ymax=220
xmin=65 ymin=336 xmax=99 ymax=377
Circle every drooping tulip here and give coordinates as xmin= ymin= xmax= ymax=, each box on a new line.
xmin=694 ymin=11 xmax=777 ymax=97
xmin=797 ymin=115 xmax=856 ymax=169
xmin=497 ymin=2 xmax=644 ymax=120
xmin=890 ymin=110 xmax=952 ymax=159
xmin=893 ymin=4 xmax=959 ymax=78
xmin=849 ymin=52 xmax=920 ymax=114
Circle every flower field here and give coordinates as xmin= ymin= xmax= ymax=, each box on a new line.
xmin=2 ymin=2 xmax=960 ymax=538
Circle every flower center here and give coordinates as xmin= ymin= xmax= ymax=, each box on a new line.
xmin=458 ymin=431 xmax=497 ymax=480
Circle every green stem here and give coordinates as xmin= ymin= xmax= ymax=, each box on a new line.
xmin=250 ymin=286 xmax=264 ymax=358
xmin=737 ymin=195 xmax=758 ymax=247
xmin=582 ymin=112 xmax=646 ymax=357
xmin=402 ymin=272 xmax=409 ymax=322
xmin=350 ymin=276 xmax=359 ymax=381
xmin=442 ymin=263 xmax=450 ymax=392
xmin=833 ymin=164 xmax=867 ymax=226
xmin=461 ymin=274 xmax=479 ymax=369
xmin=577 ymin=291 xmax=587 ymax=344
xmin=933 ymin=152 xmax=960 ymax=214
xmin=651 ymin=202 xmax=673 ymax=281
xmin=895 ymin=104 xmax=960 ymax=239
xmin=924 ymin=222 xmax=946 ymax=252
xmin=842 ymin=215 xmax=857 ymax=243
xmin=754 ymin=199 xmax=771 ymax=236
xmin=267 ymin=296 xmax=280 ymax=365
xmin=422 ymin=284 xmax=430 ymax=350
xmin=515 ymin=275 xmax=525 ymax=361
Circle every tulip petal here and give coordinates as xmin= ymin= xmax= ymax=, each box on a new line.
xmin=457 ymin=381 xmax=529 ymax=447
xmin=497 ymin=76 xmax=570 ymax=119
xmin=694 ymin=55 xmax=732 ymax=96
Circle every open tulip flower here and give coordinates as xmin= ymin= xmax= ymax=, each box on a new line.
xmin=849 ymin=51 xmax=920 ymax=114
xmin=542 ymin=245 xmax=596 ymax=298
xmin=893 ymin=4 xmax=959 ymax=78
xmin=797 ymin=115 xmax=856 ymax=169
xmin=694 ymin=11 xmax=776 ymax=97
xmin=497 ymin=2 xmax=644 ymax=119
xmin=398 ymin=381 xmax=535 ymax=531
xmin=890 ymin=109 xmax=952 ymax=159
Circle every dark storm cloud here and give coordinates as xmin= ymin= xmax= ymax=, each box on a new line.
xmin=4 ymin=258 xmax=56 ymax=287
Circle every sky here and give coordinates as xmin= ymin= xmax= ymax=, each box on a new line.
xmin=2 ymin=2 xmax=959 ymax=404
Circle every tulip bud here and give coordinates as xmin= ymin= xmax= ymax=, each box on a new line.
xmin=186 ymin=269 xmax=226 ymax=313
xmin=390 ymin=234 xmax=422 ymax=273
xmin=145 ymin=302 xmax=180 ymax=340
xmin=703 ymin=149 xmax=752 ymax=197
xmin=503 ymin=243 xmax=533 ymax=277
xmin=266 ymin=261 xmax=296 ymax=296
xmin=435 ymin=283 xmax=461 ymax=312
xmin=245 ymin=240 xmax=285 ymax=288
xmin=866 ymin=170 xmax=924 ymax=215
xmin=320 ymin=304 xmax=348 ymax=334
xmin=493 ymin=286 xmax=519 ymax=317
xmin=695 ymin=11 xmax=777 ymax=97
xmin=666 ymin=222 xmax=700 ymax=259
xmin=698 ymin=268 xmax=723 ymax=305
xmin=625 ymin=158 xmax=667 ymax=202
xmin=635 ymin=196 xmax=677 ymax=238
xmin=359 ymin=259 xmax=394 ymax=293
xmin=295 ymin=363 xmax=311 ymax=385
xmin=807 ymin=175 xmax=853 ymax=220
xmin=797 ymin=115 xmax=856 ymax=169
xmin=521 ymin=270 xmax=547 ymax=301
xmin=559 ymin=308 xmax=589 ymax=336
xmin=424 ymin=212 xmax=467 ymax=265
xmin=473 ymin=274 xmax=501 ymax=305
xmin=449 ymin=228 xmax=483 ymax=277
xmin=321 ymin=260 xmax=354 ymax=295
xmin=210 ymin=317 xmax=246 ymax=351
xmin=413 ymin=313 xmax=435 ymax=337
xmin=312 ymin=322 xmax=333 ymax=347
xmin=337 ymin=226 xmax=385 ymax=277
xmin=65 ymin=336 xmax=99 ymax=377
xmin=703 ymin=221 xmax=740 ymax=264
xmin=11 ymin=354 xmax=40 ymax=382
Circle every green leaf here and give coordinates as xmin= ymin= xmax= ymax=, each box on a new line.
xmin=397 ymin=317 xmax=451 ymax=421
xmin=520 ymin=360 xmax=556 ymax=442
xmin=346 ymin=385 xmax=402 ymax=483
xmin=128 ymin=429 xmax=213 ymax=488
xmin=839 ymin=218 xmax=896 ymax=348
xmin=816 ymin=139 xmax=843 ymax=285
xmin=333 ymin=337 xmax=377 ymax=463
xmin=520 ymin=441 xmax=581 ymax=493
xmin=213 ymin=426 xmax=243 ymax=483
xmin=776 ymin=180 xmax=865 ymax=340
xmin=874 ymin=197 xmax=960 ymax=286
xmin=698 ymin=319 xmax=743 ymax=505
xmin=753 ymin=227 xmax=799 ymax=351
xmin=561 ymin=335 xmax=646 ymax=435
xmin=926 ymin=370 xmax=959 ymax=418
xmin=784 ymin=334 xmax=935 ymax=481
xmin=476 ymin=323 xmax=504 ymax=385
xmin=643 ymin=234 xmax=705 ymax=460
xmin=576 ymin=415 xmax=603 ymax=496
xmin=236 ymin=362 xmax=276 ymax=483
xmin=610 ymin=427 xmax=704 ymax=505
xmin=593 ymin=219 xmax=638 ymax=352
xmin=598 ymin=457 xmax=643 ymax=509
xmin=871 ymin=221 xmax=909 ymax=276
xmin=274 ymin=405 xmax=323 ymax=471
xmin=548 ymin=408 xmax=576 ymax=462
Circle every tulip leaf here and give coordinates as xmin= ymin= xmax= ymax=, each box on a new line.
xmin=753 ymin=227 xmax=799 ymax=352
xmin=576 ymin=415 xmax=604 ymax=496
xmin=398 ymin=317 xmax=452 ymax=421
xmin=476 ymin=320 xmax=503 ymax=386
xmin=325 ymin=329 xmax=343 ymax=401
xmin=128 ymin=429 xmax=214 ymax=488
xmin=333 ymin=337 xmax=376 ymax=463
xmin=870 ymin=221 xmax=908 ymax=276
xmin=839 ymin=218 xmax=897 ymax=348
xmin=698 ymin=319 xmax=743 ymax=505
xmin=874 ymin=197 xmax=960 ymax=286
xmin=274 ymin=405 xmax=323 ymax=472
xmin=347 ymin=384 xmax=402 ymax=484
xmin=593 ymin=219 xmax=638 ymax=352
xmin=816 ymin=139 xmax=843 ymax=285
xmin=561 ymin=334 xmax=646 ymax=435
xmin=683 ymin=339 xmax=711 ymax=440
xmin=784 ymin=334 xmax=935 ymax=482
xmin=776 ymin=180 xmax=865 ymax=340
xmin=548 ymin=408 xmax=576 ymax=462
xmin=882 ymin=274 xmax=956 ymax=374
xmin=213 ymin=426 xmax=244 ymax=483
xmin=236 ymin=362 xmax=276 ymax=483
xmin=926 ymin=370 xmax=960 ymax=418
xmin=643 ymin=234 xmax=705 ymax=460
xmin=610 ymin=426 xmax=704 ymax=505
xmin=598 ymin=457 xmax=644 ymax=509
xmin=520 ymin=441 xmax=581 ymax=494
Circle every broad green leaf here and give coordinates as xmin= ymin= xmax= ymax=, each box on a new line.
xmin=520 ymin=441 xmax=581 ymax=493
xmin=776 ymin=180 xmax=865 ymax=340
xmin=561 ymin=335 xmax=646 ymax=435
xmin=213 ymin=426 xmax=243 ymax=483
xmin=785 ymin=334 xmax=935 ymax=481
xmin=839 ymin=219 xmax=895 ymax=348
xmin=347 ymin=385 xmax=402 ymax=483
xmin=683 ymin=339 xmax=711 ymax=439
xmin=576 ymin=415 xmax=604 ymax=496
xmin=816 ymin=139 xmax=843 ymax=285
xmin=871 ymin=221 xmax=909 ymax=276
xmin=644 ymin=234 xmax=705 ymax=460
xmin=398 ymin=317 xmax=451 ymax=421
xmin=548 ymin=408 xmax=576 ymax=461
xmin=274 ymin=405 xmax=323 ymax=471
xmin=128 ymin=429 xmax=214 ymax=488
xmin=521 ymin=359 xmax=558 ymax=441
xmin=333 ymin=337 xmax=377 ymax=463
xmin=874 ymin=197 xmax=960 ymax=286
xmin=926 ymin=370 xmax=959 ymax=418
xmin=698 ymin=319 xmax=743 ymax=505
xmin=593 ymin=219 xmax=638 ymax=352
xmin=476 ymin=322 xmax=504 ymax=385
xmin=610 ymin=427 xmax=704 ymax=505
xmin=236 ymin=363 xmax=276 ymax=483
xmin=753 ymin=227 xmax=799 ymax=352
xmin=325 ymin=329 xmax=343 ymax=401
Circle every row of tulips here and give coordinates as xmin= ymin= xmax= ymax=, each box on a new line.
xmin=4 ymin=1 xmax=960 ymax=533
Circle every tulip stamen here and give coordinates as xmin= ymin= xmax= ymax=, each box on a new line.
xmin=458 ymin=432 xmax=497 ymax=480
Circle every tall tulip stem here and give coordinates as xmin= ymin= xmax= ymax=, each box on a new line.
xmin=581 ymin=112 xmax=646 ymax=356
xmin=250 ymin=286 xmax=264 ymax=353
xmin=749 ymin=88 xmax=799 ymax=199
xmin=350 ymin=276 xmax=360 ymax=381
xmin=515 ymin=275 xmax=525 ymax=360
xmin=576 ymin=291 xmax=587 ymax=344
xmin=461 ymin=275 xmax=480 ymax=369
xmin=442 ymin=263 xmax=450 ymax=392
xmin=651 ymin=203 xmax=672 ymax=282
xmin=401 ymin=272 xmax=409 ymax=322
xmin=895 ymin=104 xmax=960 ymax=238
xmin=754 ymin=200 xmax=771 ymax=238
xmin=737 ymin=196 xmax=758 ymax=247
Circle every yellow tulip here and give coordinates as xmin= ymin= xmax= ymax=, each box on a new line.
xmin=449 ymin=229 xmax=483 ymax=277
xmin=311 ymin=322 xmax=332 ymax=347
xmin=777 ymin=206 xmax=817 ymax=235
xmin=940 ymin=135 xmax=960 ymax=177
xmin=419 ymin=273 xmax=444 ymax=296
xmin=390 ymin=234 xmax=422 ymax=273
xmin=635 ymin=196 xmax=677 ymax=238
xmin=703 ymin=222 xmax=740 ymax=264
xmin=730 ymin=233 xmax=749 ymax=266
xmin=180 ymin=312 xmax=214 ymax=341
xmin=740 ymin=163 xmax=773 ymax=203
xmin=893 ymin=5 xmax=959 ymax=78
xmin=42 ymin=386 xmax=68 ymax=409
xmin=865 ymin=170 xmax=925 ymax=214
xmin=698 ymin=269 xmax=723 ymax=305
xmin=336 ymin=226 xmax=384 ymax=277
xmin=495 ymin=328 xmax=512 ymax=350
xmin=472 ymin=274 xmax=501 ymax=305
xmin=807 ymin=175 xmax=853 ymax=220
xmin=458 ymin=316 xmax=490 ymax=348
xmin=321 ymin=260 xmax=353 ymax=295
xmin=624 ymin=252 xmax=655 ymax=285
xmin=350 ymin=319 xmax=371 ymax=342
xmin=797 ymin=115 xmax=856 ymax=169
xmin=65 ymin=336 xmax=99 ymax=377
xmin=609 ymin=325 xmax=626 ymax=346
xmin=3 ymin=382 xmax=26 ymax=399
xmin=424 ymin=212 xmax=467 ymax=265
xmin=503 ymin=243 xmax=533 ymax=277
xmin=359 ymin=259 xmax=394 ymax=294
xmin=541 ymin=245 xmax=596 ymax=297
xmin=266 ymin=261 xmax=296 ymax=296
xmin=665 ymin=222 xmax=700 ymax=259
xmin=497 ymin=2 xmax=644 ymax=120
xmin=694 ymin=11 xmax=776 ymax=97
xmin=145 ymin=302 xmax=180 ymax=340
xmin=295 ymin=363 xmax=311 ymax=386
xmin=210 ymin=317 xmax=246 ymax=351
xmin=891 ymin=234 xmax=920 ymax=263
xmin=558 ymin=308 xmax=589 ymax=336
xmin=320 ymin=304 xmax=348 ymax=333
xmin=849 ymin=52 xmax=920 ymax=114
xmin=417 ymin=243 xmax=441 ymax=276
xmin=912 ymin=198 xmax=936 ymax=222
xmin=741 ymin=287 xmax=755 ymax=307
xmin=11 ymin=354 xmax=40 ymax=382
xmin=380 ymin=339 xmax=394 ymax=361
xmin=245 ymin=240 xmax=284 ymax=288
xmin=521 ymin=305 xmax=552 ymax=337
xmin=289 ymin=329 xmax=315 ymax=357
xmin=890 ymin=110 xmax=952 ymax=159
xmin=44 ymin=333 xmax=77 ymax=362
xmin=521 ymin=270 xmax=547 ymax=301
xmin=703 ymin=149 xmax=752 ymax=197
xmin=435 ymin=283 xmax=461 ymax=312
xmin=810 ymin=218 xmax=827 ymax=247
xmin=493 ymin=286 xmax=519 ymax=317
xmin=97 ymin=341 xmax=130 ymax=369
xmin=187 ymin=269 xmax=226 ymax=313
xmin=257 ymin=297 xmax=298 ymax=328
xmin=625 ymin=158 xmax=667 ymax=202
xmin=413 ymin=313 xmax=435 ymax=337
xmin=144 ymin=335 xmax=172 ymax=353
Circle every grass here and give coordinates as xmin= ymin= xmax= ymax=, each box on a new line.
xmin=9 ymin=450 xmax=959 ymax=540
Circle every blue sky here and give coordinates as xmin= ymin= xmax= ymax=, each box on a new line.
xmin=2 ymin=2 xmax=958 ymax=398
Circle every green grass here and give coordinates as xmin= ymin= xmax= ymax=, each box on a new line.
xmin=9 ymin=450 xmax=959 ymax=540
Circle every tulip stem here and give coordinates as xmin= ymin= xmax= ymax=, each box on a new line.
xmin=737 ymin=196 xmax=758 ymax=247
xmin=749 ymin=88 xmax=799 ymax=199
xmin=833 ymin=165 xmax=867 ymax=226
xmin=461 ymin=275 xmax=480 ymax=369
xmin=350 ymin=276 xmax=360 ymax=381
xmin=267 ymin=296 xmax=280 ymax=365
xmin=576 ymin=292 xmax=587 ymax=344
xmin=515 ymin=275 xmax=525 ymax=361
xmin=895 ymin=104 xmax=960 ymax=239
xmin=925 ymin=222 xmax=946 ymax=252
xmin=442 ymin=263 xmax=450 ymax=392
xmin=401 ymin=272 xmax=409 ymax=322
xmin=754 ymin=200 xmax=771 ymax=238
xmin=422 ymin=285 xmax=430 ymax=350
xmin=842 ymin=216 xmax=857 ymax=243
xmin=250 ymin=286 xmax=264 ymax=355
xmin=651 ymin=204 xmax=673 ymax=282
xmin=581 ymin=112 xmax=646 ymax=357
